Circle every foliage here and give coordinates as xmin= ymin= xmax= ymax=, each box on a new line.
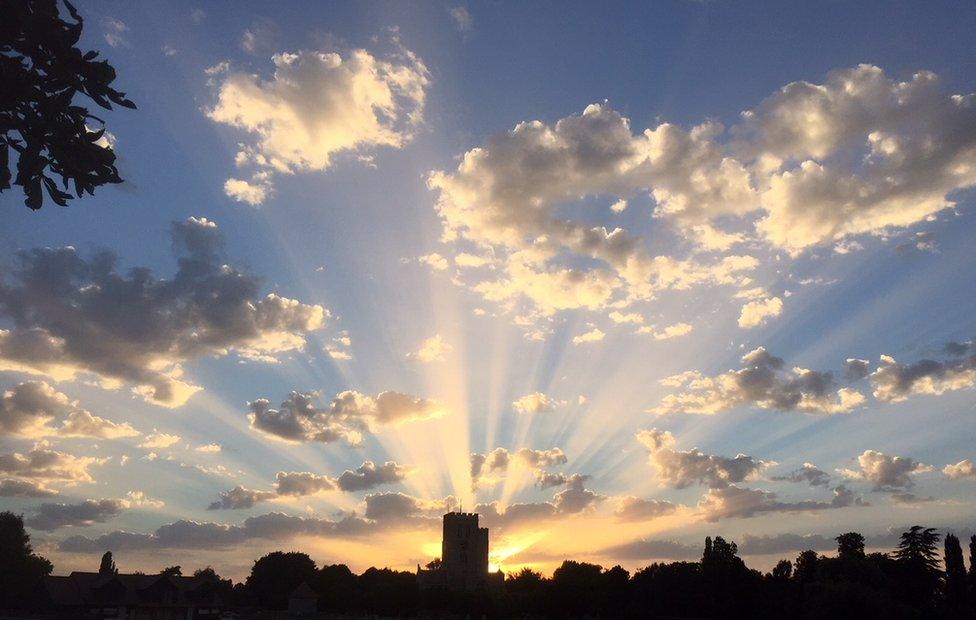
xmin=0 ymin=511 xmax=53 ymax=609
xmin=244 ymin=551 xmax=317 ymax=610
xmin=98 ymin=550 xmax=117 ymax=575
xmin=0 ymin=0 xmax=136 ymax=210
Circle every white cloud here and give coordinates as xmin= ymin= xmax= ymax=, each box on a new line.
xmin=418 ymin=253 xmax=449 ymax=271
xmin=738 ymin=297 xmax=783 ymax=329
xmin=637 ymin=322 xmax=694 ymax=340
xmin=513 ymin=392 xmax=563 ymax=414
xmin=103 ymin=18 xmax=129 ymax=48
xmin=195 ymin=443 xmax=222 ymax=454
xmin=407 ymin=334 xmax=453 ymax=362
xmin=572 ymin=327 xmax=605 ymax=345
xmin=943 ymin=459 xmax=976 ymax=481
xmin=139 ymin=431 xmax=181 ymax=450
xmin=449 ymin=6 xmax=473 ymax=32
xmin=224 ymin=176 xmax=271 ymax=205
xmin=208 ymin=45 xmax=429 ymax=198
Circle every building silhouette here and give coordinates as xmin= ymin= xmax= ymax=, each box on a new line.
xmin=417 ymin=511 xmax=504 ymax=592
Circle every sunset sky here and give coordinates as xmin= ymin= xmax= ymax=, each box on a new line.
xmin=2 ymin=0 xmax=976 ymax=580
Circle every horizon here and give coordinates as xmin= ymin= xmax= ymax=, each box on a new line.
xmin=2 ymin=0 xmax=976 ymax=587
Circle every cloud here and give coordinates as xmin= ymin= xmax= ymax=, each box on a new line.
xmin=196 ymin=443 xmax=222 ymax=453
xmin=0 ymin=445 xmax=105 ymax=484
xmin=27 ymin=498 xmax=126 ymax=531
xmin=610 ymin=199 xmax=628 ymax=213
xmin=247 ymin=389 xmax=447 ymax=446
xmin=614 ymin=496 xmax=679 ymax=521
xmin=59 ymin=512 xmax=375 ymax=552
xmin=742 ymin=65 xmax=976 ymax=253
xmin=336 ymin=461 xmax=411 ymax=492
xmin=426 ymin=65 xmax=976 ymax=326
xmin=845 ymin=358 xmax=872 ymax=381
xmin=599 ymin=538 xmax=698 ymax=561
xmin=943 ymin=459 xmax=976 ymax=481
xmin=406 ymin=334 xmax=452 ymax=362
xmin=738 ymin=297 xmax=783 ymax=329
xmin=208 ymin=486 xmax=277 ymax=510
xmin=138 ymin=431 xmax=181 ymax=450
xmin=698 ymin=484 xmax=865 ymax=521
xmin=738 ymin=532 xmax=836 ymax=555
xmin=0 ymin=381 xmax=138 ymax=439
xmin=0 ymin=478 xmax=58 ymax=497
xmin=449 ymin=6 xmax=473 ymax=32
xmin=363 ymin=492 xmax=456 ymax=522
xmin=513 ymin=392 xmax=563 ymax=414
xmin=870 ymin=351 xmax=976 ymax=402
xmin=418 ymin=253 xmax=449 ymax=271
xmin=207 ymin=44 xmax=429 ymax=202
xmin=636 ymin=428 xmax=771 ymax=489
xmin=275 ymin=471 xmax=336 ymax=496
xmin=0 ymin=217 xmax=327 ymax=407
xmin=427 ymin=103 xmax=760 ymax=322
xmin=552 ymin=474 xmax=604 ymax=514
xmin=636 ymin=322 xmax=694 ymax=340
xmin=469 ymin=447 xmax=567 ymax=489
xmin=839 ymin=450 xmax=932 ymax=490
xmin=653 ymin=347 xmax=865 ymax=415
xmin=103 ymin=18 xmax=129 ymax=48
xmin=572 ymin=327 xmax=605 ymax=345
xmin=770 ymin=462 xmax=831 ymax=488
xmin=26 ymin=492 xmax=159 ymax=531
xmin=224 ymin=176 xmax=271 ymax=205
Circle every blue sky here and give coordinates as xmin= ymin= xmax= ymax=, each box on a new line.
xmin=1 ymin=0 xmax=975 ymax=578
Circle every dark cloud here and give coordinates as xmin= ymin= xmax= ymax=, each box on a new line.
xmin=840 ymin=450 xmax=932 ymax=490
xmin=636 ymin=428 xmax=770 ymax=489
xmin=59 ymin=511 xmax=374 ymax=552
xmin=600 ymin=538 xmax=699 ymax=561
xmin=207 ymin=486 xmax=277 ymax=510
xmin=0 ymin=217 xmax=326 ymax=407
xmin=552 ymin=474 xmax=604 ymax=514
xmin=26 ymin=498 xmax=126 ymax=531
xmin=336 ymin=461 xmax=411 ymax=492
xmin=274 ymin=471 xmax=335 ymax=496
xmin=614 ymin=496 xmax=678 ymax=521
xmin=0 ymin=478 xmax=58 ymax=497
xmin=470 ymin=447 xmax=567 ymax=489
xmin=0 ymin=445 xmax=104 ymax=483
xmin=654 ymin=347 xmax=865 ymax=415
xmin=248 ymin=390 xmax=445 ymax=446
xmin=871 ymin=350 xmax=976 ymax=402
xmin=738 ymin=533 xmax=836 ymax=555
xmin=699 ymin=484 xmax=867 ymax=522
xmin=770 ymin=463 xmax=831 ymax=488
xmin=362 ymin=492 xmax=455 ymax=523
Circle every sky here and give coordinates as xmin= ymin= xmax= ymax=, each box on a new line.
xmin=1 ymin=0 xmax=976 ymax=580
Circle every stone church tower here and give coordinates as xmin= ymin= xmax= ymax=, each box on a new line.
xmin=417 ymin=511 xmax=503 ymax=591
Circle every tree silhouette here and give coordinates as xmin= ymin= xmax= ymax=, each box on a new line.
xmin=836 ymin=531 xmax=866 ymax=559
xmin=0 ymin=511 xmax=53 ymax=609
xmin=1 ymin=0 xmax=136 ymax=210
xmin=894 ymin=525 xmax=942 ymax=607
xmin=98 ymin=550 xmax=117 ymax=575
xmin=245 ymin=551 xmax=317 ymax=610
xmin=160 ymin=565 xmax=182 ymax=577
xmin=794 ymin=549 xmax=820 ymax=583
xmin=944 ymin=533 xmax=967 ymax=607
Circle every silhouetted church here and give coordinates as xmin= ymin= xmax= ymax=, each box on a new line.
xmin=417 ymin=511 xmax=504 ymax=592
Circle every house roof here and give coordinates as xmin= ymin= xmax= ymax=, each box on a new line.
xmin=289 ymin=581 xmax=318 ymax=599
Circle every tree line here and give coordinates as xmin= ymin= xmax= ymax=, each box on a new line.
xmin=3 ymin=511 xmax=976 ymax=617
